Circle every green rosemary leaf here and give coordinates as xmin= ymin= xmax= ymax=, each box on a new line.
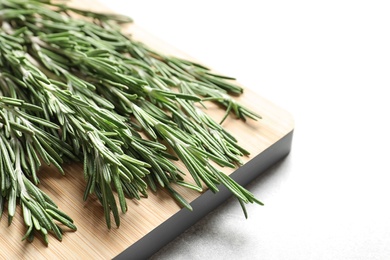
xmin=112 ymin=167 xmax=127 ymax=213
xmin=1 ymin=135 xmax=15 ymax=163
xmin=105 ymin=180 xmax=120 ymax=227
xmin=22 ymin=225 xmax=34 ymax=241
xmin=0 ymin=138 xmax=15 ymax=181
xmin=31 ymin=215 xmax=41 ymax=231
xmin=99 ymin=175 xmax=112 ymax=229
xmin=50 ymin=220 xmax=63 ymax=241
xmin=23 ymin=176 xmax=46 ymax=209
xmin=21 ymin=198 xmax=51 ymax=231
xmin=21 ymin=224 xmax=34 ymax=241
xmin=7 ymin=186 xmax=17 ymax=221
xmin=8 ymin=122 xmax=34 ymax=136
xmin=238 ymin=198 xmax=249 ymax=219
xmin=0 ymin=196 xmax=4 ymax=219
xmin=41 ymin=227 xmax=49 ymax=245
xmin=166 ymin=186 xmax=193 ymax=211
xmin=46 ymin=209 xmax=77 ymax=231
xmin=18 ymin=112 xmax=59 ymax=129
xmin=176 ymin=181 xmax=204 ymax=193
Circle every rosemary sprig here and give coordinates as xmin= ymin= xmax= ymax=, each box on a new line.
xmin=0 ymin=0 xmax=264 ymax=243
xmin=0 ymin=96 xmax=76 ymax=243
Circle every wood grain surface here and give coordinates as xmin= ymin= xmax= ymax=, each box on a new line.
xmin=0 ymin=1 xmax=294 ymax=259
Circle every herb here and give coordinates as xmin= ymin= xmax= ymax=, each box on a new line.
xmin=0 ymin=0 xmax=263 ymax=243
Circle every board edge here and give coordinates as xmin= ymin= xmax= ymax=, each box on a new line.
xmin=114 ymin=129 xmax=294 ymax=260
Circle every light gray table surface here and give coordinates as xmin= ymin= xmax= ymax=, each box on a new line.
xmin=98 ymin=1 xmax=390 ymax=259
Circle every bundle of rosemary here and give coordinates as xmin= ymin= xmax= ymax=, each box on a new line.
xmin=0 ymin=0 xmax=262 ymax=244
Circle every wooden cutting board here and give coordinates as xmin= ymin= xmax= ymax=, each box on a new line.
xmin=0 ymin=1 xmax=294 ymax=259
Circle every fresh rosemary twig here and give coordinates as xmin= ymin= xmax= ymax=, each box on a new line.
xmin=0 ymin=0 xmax=263 ymax=243
xmin=0 ymin=96 xmax=76 ymax=243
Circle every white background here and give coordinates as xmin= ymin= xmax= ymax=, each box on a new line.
xmin=98 ymin=1 xmax=390 ymax=259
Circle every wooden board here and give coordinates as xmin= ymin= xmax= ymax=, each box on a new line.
xmin=0 ymin=1 xmax=294 ymax=259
